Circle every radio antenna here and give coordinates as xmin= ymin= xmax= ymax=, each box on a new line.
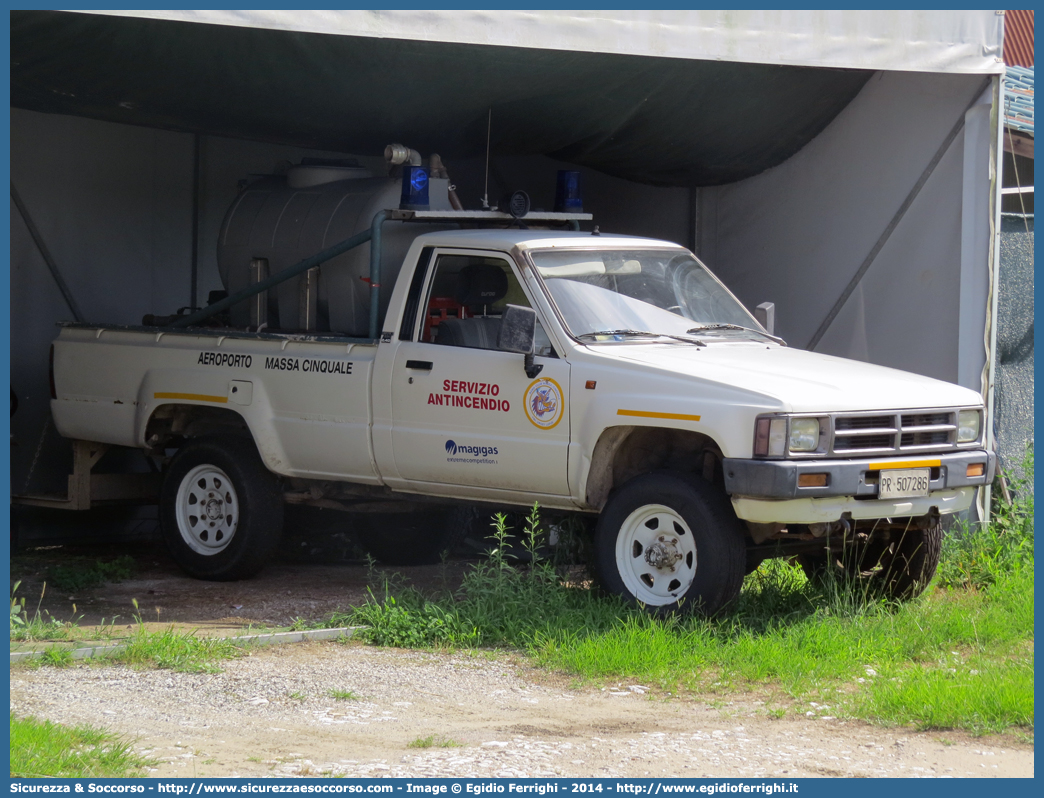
xmin=482 ymin=108 xmax=492 ymax=210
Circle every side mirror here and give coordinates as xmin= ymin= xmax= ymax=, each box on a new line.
xmin=497 ymin=304 xmax=543 ymax=378
xmin=755 ymin=302 xmax=775 ymax=336
xmin=498 ymin=304 xmax=536 ymax=353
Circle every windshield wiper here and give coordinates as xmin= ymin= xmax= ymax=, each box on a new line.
xmin=686 ymin=323 xmax=786 ymax=345
xmin=578 ymin=329 xmax=705 ymax=346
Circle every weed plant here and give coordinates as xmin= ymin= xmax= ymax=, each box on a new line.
xmin=937 ymin=447 xmax=1034 ymax=591
xmin=94 ymin=599 xmax=242 ymax=673
xmin=350 ymin=473 xmax=1035 ymax=734
xmin=351 ymin=505 xmax=629 ymax=648
xmin=110 ymin=619 xmax=241 ymax=673
xmin=11 ymin=714 xmax=153 ymax=777
xmin=328 ymin=689 xmax=360 ymax=701
xmin=10 ymin=581 xmax=79 ymax=642
xmin=407 ymin=734 xmax=462 ymax=749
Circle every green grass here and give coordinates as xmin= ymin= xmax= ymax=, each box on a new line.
xmin=10 ymin=581 xmax=80 ymax=642
xmin=853 ymin=652 xmax=1034 ymax=734
xmin=328 ymin=689 xmax=360 ymax=701
xmin=407 ymin=734 xmax=463 ymax=749
xmin=349 ymin=480 xmax=1035 ymax=735
xmin=107 ymin=625 xmax=243 ymax=673
xmin=15 ymin=592 xmax=246 ymax=673
xmin=11 ymin=714 xmax=153 ymax=777
xmin=34 ymin=647 xmax=75 ymax=668
xmin=535 ymin=560 xmax=1032 ymax=731
xmin=48 ymin=555 xmax=136 ymax=593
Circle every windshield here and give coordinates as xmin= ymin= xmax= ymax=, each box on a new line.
xmin=528 ymin=248 xmax=764 ymax=341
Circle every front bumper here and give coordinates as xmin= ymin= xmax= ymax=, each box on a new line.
xmin=722 ymin=450 xmax=994 ymax=525
xmin=723 ymin=449 xmax=994 ymax=500
xmin=731 ymin=487 xmax=976 ymax=524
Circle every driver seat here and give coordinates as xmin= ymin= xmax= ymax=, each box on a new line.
xmin=434 ymin=265 xmax=509 ymax=350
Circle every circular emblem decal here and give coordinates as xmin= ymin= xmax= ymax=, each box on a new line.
xmin=523 ymin=377 xmax=564 ymax=430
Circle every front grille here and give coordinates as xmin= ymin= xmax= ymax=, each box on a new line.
xmin=902 ymin=412 xmax=950 ymax=427
xmin=835 ymin=415 xmax=893 ymax=431
xmin=835 ymin=433 xmax=895 ymax=451
xmin=901 ymin=430 xmax=951 ymax=447
xmin=827 ymin=409 xmax=958 ymax=457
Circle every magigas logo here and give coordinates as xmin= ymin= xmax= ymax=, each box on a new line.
xmin=445 ymin=440 xmax=498 ymax=459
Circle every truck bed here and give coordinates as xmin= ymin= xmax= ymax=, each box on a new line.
xmin=51 ymin=324 xmax=380 ymax=483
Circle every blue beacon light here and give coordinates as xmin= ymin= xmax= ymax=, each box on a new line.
xmin=400 ymin=165 xmax=430 ymax=211
xmin=554 ymin=170 xmax=583 ymax=213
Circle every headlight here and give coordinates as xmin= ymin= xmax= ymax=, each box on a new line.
xmin=789 ymin=418 xmax=820 ymax=452
xmin=957 ymin=409 xmax=981 ymax=443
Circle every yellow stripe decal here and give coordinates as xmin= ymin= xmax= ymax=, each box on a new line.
xmin=154 ymin=392 xmax=228 ymax=404
xmin=869 ymin=458 xmax=941 ymax=470
xmin=617 ymin=409 xmax=701 ymax=422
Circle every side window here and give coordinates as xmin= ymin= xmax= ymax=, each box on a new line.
xmin=420 ymin=255 xmax=554 ymax=355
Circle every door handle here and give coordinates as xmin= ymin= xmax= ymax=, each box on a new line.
xmin=405 ymin=360 xmax=433 ymax=370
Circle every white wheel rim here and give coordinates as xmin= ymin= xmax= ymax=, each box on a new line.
xmin=175 ymin=464 xmax=240 ymax=556
xmin=615 ymin=504 xmax=697 ymax=606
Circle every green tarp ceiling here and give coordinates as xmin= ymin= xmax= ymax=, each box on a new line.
xmin=10 ymin=10 xmax=873 ymax=187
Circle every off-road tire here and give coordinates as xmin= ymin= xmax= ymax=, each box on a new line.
xmin=594 ymin=471 xmax=745 ymax=615
xmin=873 ymin=523 xmax=943 ymax=599
xmin=799 ymin=522 xmax=942 ymax=600
xmin=160 ymin=436 xmax=283 ymax=581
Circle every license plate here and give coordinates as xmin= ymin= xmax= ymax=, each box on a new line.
xmin=878 ymin=468 xmax=930 ymax=499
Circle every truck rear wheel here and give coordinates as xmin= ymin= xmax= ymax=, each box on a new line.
xmin=594 ymin=471 xmax=745 ymax=615
xmin=160 ymin=436 xmax=283 ymax=581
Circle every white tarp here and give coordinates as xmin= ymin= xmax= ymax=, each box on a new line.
xmin=80 ymin=9 xmax=1004 ymax=75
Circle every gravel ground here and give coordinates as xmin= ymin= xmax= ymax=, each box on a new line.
xmin=10 ymin=641 xmax=1033 ymax=779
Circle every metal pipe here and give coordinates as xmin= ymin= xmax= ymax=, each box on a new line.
xmin=171 ymin=228 xmax=373 ymax=328
xmin=369 ymin=210 xmax=388 ymax=339
xmin=429 ymin=154 xmax=464 ymax=211
xmin=384 ymin=144 xmax=421 ymax=167
xmin=11 ymin=181 xmax=86 ymax=323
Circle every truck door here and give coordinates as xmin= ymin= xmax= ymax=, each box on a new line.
xmin=385 ymin=249 xmax=570 ymax=495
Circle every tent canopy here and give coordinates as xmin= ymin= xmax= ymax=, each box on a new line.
xmin=11 ymin=10 xmax=1003 ymax=186
xmin=8 ymin=10 xmax=895 ymax=186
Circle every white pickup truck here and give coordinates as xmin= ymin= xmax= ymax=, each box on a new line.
xmin=47 ymin=225 xmax=993 ymax=614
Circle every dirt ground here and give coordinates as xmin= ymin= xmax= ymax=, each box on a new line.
xmin=9 ymin=523 xmax=468 ymax=637
xmin=11 ymin=643 xmax=1034 ymax=779
xmin=8 ymin=533 xmax=1035 ymax=778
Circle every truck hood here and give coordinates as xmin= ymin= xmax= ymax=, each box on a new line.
xmin=604 ymin=341 xmax=982 ymax=412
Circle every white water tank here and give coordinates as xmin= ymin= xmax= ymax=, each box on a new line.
xmin=217 ymin=172 xmax=452 ymax=335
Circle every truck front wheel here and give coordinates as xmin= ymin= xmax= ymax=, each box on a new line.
xmin=800 ymin=521 xmax=943 ymax=600
xmin=877 ymin=523 xmax=943 ymax=599
xmin=160 ymin=436 xmax=283 ymax=581
xmin=594 ymin=472 xmax=745 ymax=615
